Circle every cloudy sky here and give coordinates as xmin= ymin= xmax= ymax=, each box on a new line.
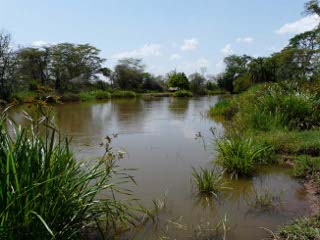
xmin=1 ymin=0 xmax=318 ymax=75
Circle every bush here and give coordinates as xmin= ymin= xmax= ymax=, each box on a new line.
xmin=79 ymin=91 xmax=111 ymax=101
xmin=209 ymin=98 xmax=235 ymax=118
xmin=278 ymin=216 xmax=320 ymax=240
xmin=0 ymin=108 xmax=140 ymax=239
xmin=112 ymin=91 xmax=136 ymax=98
xmin=172 ymin=90 xmax=193 ymax=98
xmin=10 ymin=92 xmax=37 ymax=103
xmin=235 ymin=82 xmax=320 ymax=131
xmin=192 ymin=167 xmax=229 ymax=196
xmin=293 ymin=155 xmax=320 ymax=178
xmin=93 ymin=90 xmax=111 ymax=100
xmin=216 ymin=136 xmax=273 ymax=177
xmin=233 ymin=73 xmax=252 ymax=93
xmin=60 ymin=93 xmax=80 ymax=102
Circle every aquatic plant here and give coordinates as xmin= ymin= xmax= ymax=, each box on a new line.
xmin=0 ymin=107 xmax=140 ymax=239
xmin=215 ymin=136 xmax=272 ymax=178
xmin=193 ymin=215 xmax=229 ymax=240
xmin=112 ymin=90 xmax=136 ymax=98
xmin=208 ymin=98 xmax=235 ymax=119
xmin=245 ymin=187 xmax=284 ymax=212
xmin=172 ymin=90 xmax=193 ymax=98
xmin=192 ymin=167 xmax=229 ymax=196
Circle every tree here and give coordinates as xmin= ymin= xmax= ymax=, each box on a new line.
xmin=17 ymin=46 xmax=51 ymax=86
xmin=0 ymin=31 xmax=17 ymax=100
xmin=142 ymin=73 xmax=163 ymax=92
xmin=218 ymin=55 xmax=252 ymax=92
xmin=167 ymin=71 xmax=189 ymax=90
xmin=233 ymin=73 xmax=252 ymax=93
xmin=189 ymin=72 xmax=206 ymax=95
xmin=304 ymin=0 xmax=320 ymax=18
xmin=248 ymin=57 xmax=277 ymax=83
xmin=50 ymin=43 xmax=104 ymax=91
xmin=113 ymin=58 xmax=145 ymax=90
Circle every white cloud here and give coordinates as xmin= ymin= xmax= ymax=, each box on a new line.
xmin=276 ymin=14 xmax=319 ymax=35
xmin=221 ymin=44 xmax=234 ymax=55
xmin=236 ymin=37 xmax=254 ymax=43
xmin=181 ymin=38 xmax=199 ymax=51
xmin=32 ymin=40 xmax=49 ymax=47
xmin=176 ymin=58 xmax=209 ymax=73
xmin=112 ymin=44 xmax=161 ymax=59
xmin=195 ymin=58 xmax=209 ymax=68
xmin=170 ymin=54 xmax=182 ymax=60
xmin=215 ymin=59 xmax=225 ymax=72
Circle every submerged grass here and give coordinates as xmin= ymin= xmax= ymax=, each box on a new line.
xmin=192 ymin=167 xmax=229 ymax=197
xmin=245 ymin=187 xmax=284 ymax=212
xmin=0 ymin=105 xmax=141 ymax=239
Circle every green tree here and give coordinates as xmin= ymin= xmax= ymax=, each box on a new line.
xmin=0 ymin=31 xmax=17 ymax=101
xmin=167 ymin=71 xmax=189 ymax=90
xmin=113 ymin=58 xmax=145 ymax=90
xmin=248 ymin=57 xmax=277 ymax=83
xmin=17 ymin=46 xmax=51 ymax=86
xmin=189 ymin=72 xmax=206 ymax=95
xmin=218 ymin=55 xmax=252 ymax=92
xmin=50 ymin=43 xmax=104 ymax=91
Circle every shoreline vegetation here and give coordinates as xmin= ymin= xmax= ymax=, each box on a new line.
xmin=208 ymin=81 xmax=320 ymax=239
xmin=0 ymin=0 xmax=319 ymax=239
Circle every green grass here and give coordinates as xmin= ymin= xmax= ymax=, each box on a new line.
xmin=80 ymin=90 xmax=111 ymax=101
xmin=0 ymin=107 xmax=140 ymax=239
xmin=245 ymin=187 xmax=284 ymax=212
xmin=215 ymin=136 xmax=274 ymax=178
xmin=278 ymin=216 xmax=320 ymax=240
xmin=192 ymin=167 xmax=229 ymax=196
xmin=172 ymin=90 xmax=193 ymax=98
xmin=293 ymin=155 xmax=320 ymax=178
xmin=112 ymin=91 xmax=136 ymax=98
xmin=208 ymin=98 xmax=235 ymax=118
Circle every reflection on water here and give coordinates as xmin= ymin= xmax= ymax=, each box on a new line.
xmin=9 ymin=96 xmax=307 ymax=240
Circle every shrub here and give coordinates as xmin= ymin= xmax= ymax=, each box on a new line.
xmin=208 ymin=98 xmax=235 ymax=118
xmin=233 ymin=73 xmax=252 ymax=93
xmin=293 ymin=155 xmax=320 ymax=178
xmin=216 ymin=136 xmax=273 ymax=177
xmin=0 ymin=108 xmax=140 ymax=239
xmin=79 ymin=92 xmax=95 ymax=101
xmin=192 ymin=167 xmax=229 ymax=196
xmin=112 ymin=91 xmax=136 ymax=98
xmin=93 ymin=90 xmax=111 ymax=100
xmin=278 ymin=216 xmax=320 ymax=240
xmin=172 ymin=90 xmax=193 ymax=98
xmin=60 ymin=93 xmax=80 ymax=102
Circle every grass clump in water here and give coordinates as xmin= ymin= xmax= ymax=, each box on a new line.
xmin=245 ymin=187 xmax=284 ymax=212
xmin=208 ymin=98 xmax=236 ymax=119
xmin=172 ymin=90 xmax=193 ymax=98
xmin=80 ymin=90 xmax=111 ymax=101
xmin=112 ymin=90 xmax=136 ymax=98
xmin=192 ymin=167 xmax=229 ymax=197
xmin=0 ymin=106 xmax=141 ymax=239
xmin=215 ymin=136 xmax=274 ymax=178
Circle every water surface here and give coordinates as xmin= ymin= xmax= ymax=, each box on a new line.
xmin=10 ymin=97 xmax=308 ymax=239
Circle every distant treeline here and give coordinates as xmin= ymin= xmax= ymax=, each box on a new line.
xmin=0 ymin=0 xmax=319 ymax=102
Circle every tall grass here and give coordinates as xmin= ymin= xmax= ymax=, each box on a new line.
xmin=0 ymin=107 xmax=140 ymax=239
xmin=215 ymin=136 xmax=273 ymax=178
xmin=192 ymin=167 xmax=229 ymax=196
xmin=111 ymin=91 xmax=136 ymax=98
xmin=172 ymin=90 xmax=193 ymax=98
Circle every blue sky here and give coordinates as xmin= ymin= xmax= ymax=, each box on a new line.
xmin=0 ymin=0 xmax=319 ymax=75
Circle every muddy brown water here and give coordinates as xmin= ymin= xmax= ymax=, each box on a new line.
xmin=9 ymin=96 xmax=308 ymax=240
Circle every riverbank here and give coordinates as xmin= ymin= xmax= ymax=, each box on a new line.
xmin=209 ymin=81 xmax=320 ymax=239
